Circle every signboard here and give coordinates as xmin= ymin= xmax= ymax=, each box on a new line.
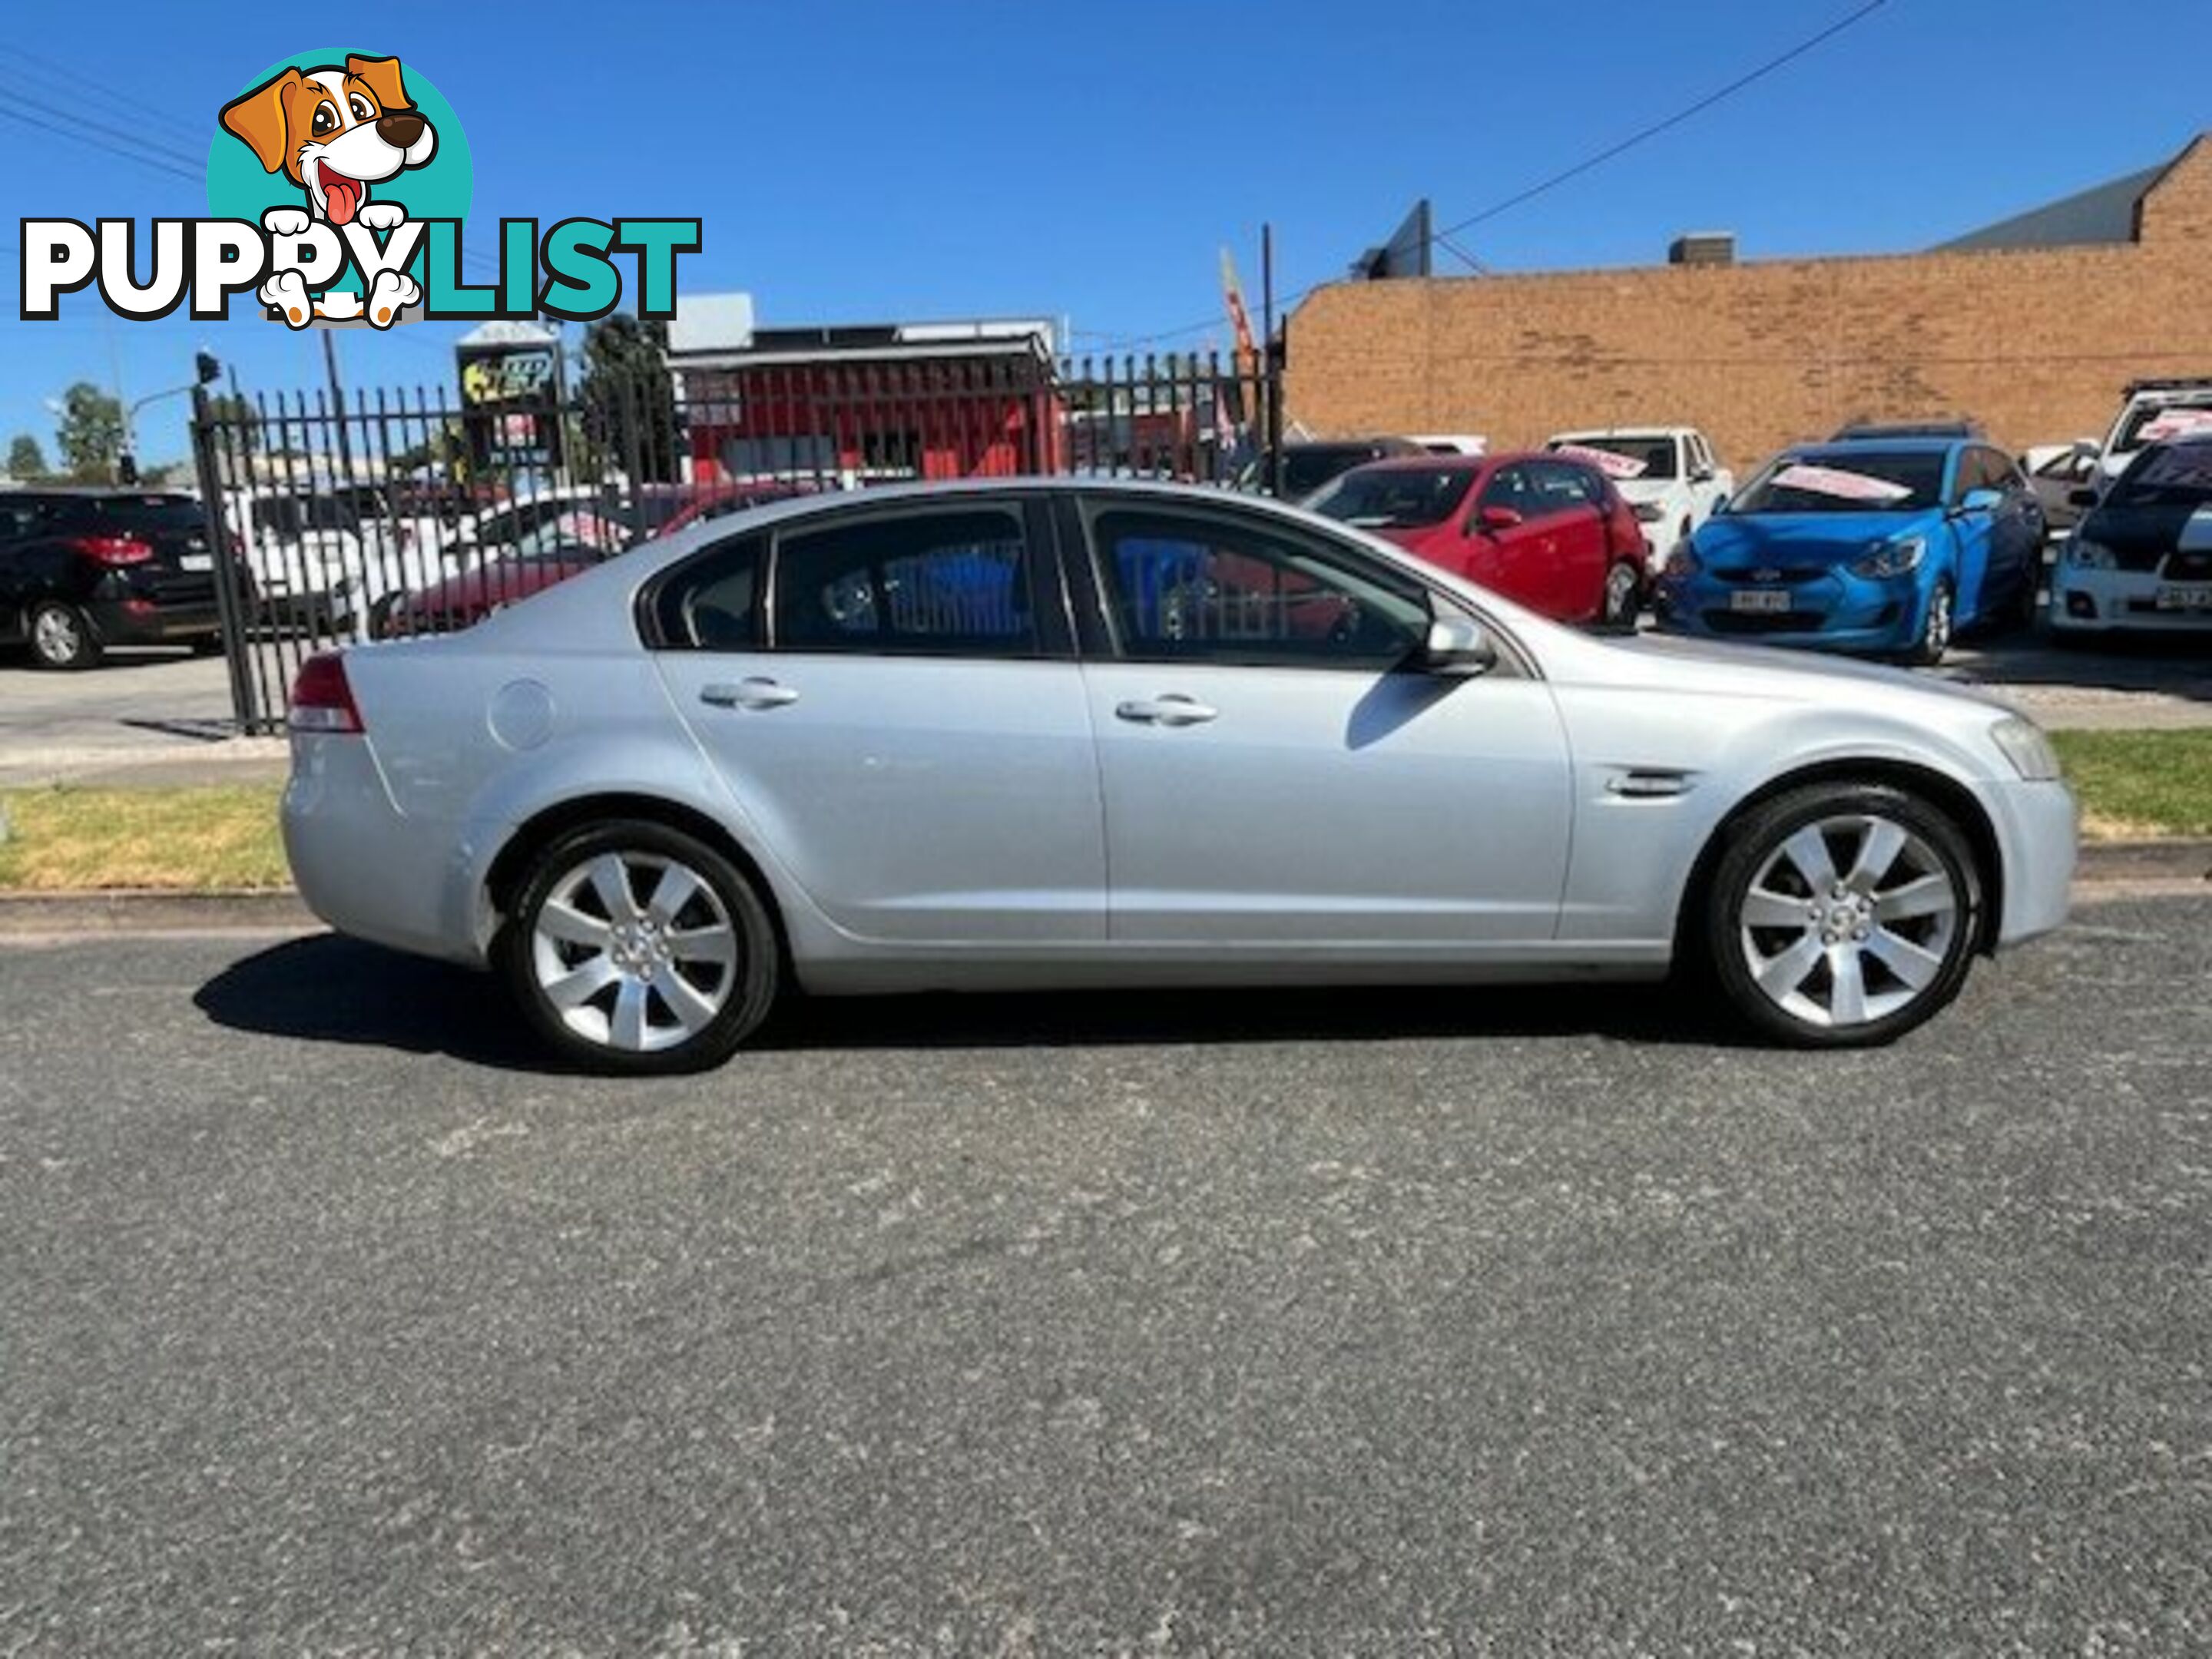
xmin=457 ymin=323 xmax=565 ymax=473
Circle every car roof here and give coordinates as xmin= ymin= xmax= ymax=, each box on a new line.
xmin=1788 ymin=437 xmax=1964 ymax=459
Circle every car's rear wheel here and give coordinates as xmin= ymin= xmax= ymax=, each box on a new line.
xmin=1600 ymin=561 xmax=1641 ymax=630
xmin=29 ymin=601 xmax=101 ymax=670
xmin=498 ymin=819 xmax=780 ymax=1074
xmin=1703 ymin=783 xmax=1982 ymax=1048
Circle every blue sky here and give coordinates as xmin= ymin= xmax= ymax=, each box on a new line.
xmin=6 ymin=0 xmax=2208 ymax=469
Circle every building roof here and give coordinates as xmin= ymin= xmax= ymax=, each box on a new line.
xmin=1934 ymin=160 xmax=2168 ymax=252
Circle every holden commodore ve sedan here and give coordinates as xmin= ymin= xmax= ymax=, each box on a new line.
xmin=282 ymin=478 xmax=2075 ymax=1073
xmin=1656 ymin=439 xmax=2044 ymax=664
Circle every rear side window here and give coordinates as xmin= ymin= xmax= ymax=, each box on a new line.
xmin=772 ymin=507 xmax=1036 ymax=656
xmin=648 ymin=534 xmax=765 ymax=650
xmin=80 ymin=496 xmax=209 ymax=535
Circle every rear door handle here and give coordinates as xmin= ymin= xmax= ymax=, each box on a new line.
xmin=701 ymin=677 xmax=799 ymax=710
xmin=1115 ymin=694 xmax=1218 ymax=727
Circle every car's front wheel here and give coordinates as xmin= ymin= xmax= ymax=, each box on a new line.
xmin=1906 ymin=578 xmax=1955 ymax=666
xmin=1702 ymin=783 xmax=1983 ymax=1048
xmin=1600 ymin=561 xmax=1642 ymax=630
xmin=498 ymin=819 xmax=780 ymax=1073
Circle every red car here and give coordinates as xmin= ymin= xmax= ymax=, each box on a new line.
xmin=1306 ymin=453 xmax=1647 ymax=627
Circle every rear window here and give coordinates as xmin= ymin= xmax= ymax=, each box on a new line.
xmin=61 ymin=496 xmax=208 ymax=535
xmin=1307 ymin=467 xmax=1477 ymax=529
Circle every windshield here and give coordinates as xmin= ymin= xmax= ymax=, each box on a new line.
xmin=1728 ymin=451 xmax=1945 ymax=514
xmin=1549 ymin=435 xmax=1677 ymax=480
xmin=2108 ymin=442 xmax=2212 ymax=508
xmin=2112 ymin=399 xmax=2212 ymax=455
xmin=1307 ymin=467 xmax=1477 ymax=529
xmin=1283 ymin=446 xmax=1378 ymax=498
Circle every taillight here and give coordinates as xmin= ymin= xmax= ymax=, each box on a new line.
xmin=68 ymin=535 xmax=154 ymax=567
xmin=288 ymin=651 xmax=364 ymax=734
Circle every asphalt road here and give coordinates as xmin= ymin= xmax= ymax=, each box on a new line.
xmin=2 ymin=899 xmax=2208 ymax=1654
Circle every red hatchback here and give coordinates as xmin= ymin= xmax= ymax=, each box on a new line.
xmin=1306 ymin=453 xmax=1647 ymax=627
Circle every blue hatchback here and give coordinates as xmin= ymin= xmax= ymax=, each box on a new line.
xmin=1654 ymin=439 xmax=2044 ymax=663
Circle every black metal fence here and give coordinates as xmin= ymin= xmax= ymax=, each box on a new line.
xmin=190 ymin=348 xmax=1283 ymax=731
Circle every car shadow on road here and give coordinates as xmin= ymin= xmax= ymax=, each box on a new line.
xmin=1942 ymin=629 xmax=2212 ymax=698
xmin=195 ymin=933 xmax=1744 ymax=1068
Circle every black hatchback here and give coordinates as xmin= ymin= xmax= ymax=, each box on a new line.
xmin=0 ymin=490 xmax=224 ymax=669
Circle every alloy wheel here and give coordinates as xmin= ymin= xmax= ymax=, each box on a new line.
xmin=1737 ymin=813 xmax=1960 ymax=1030
xmin=529 ymin=849 xmax=740 ymax=1053
xmin=1602 ymin=564 xmax=1639 ymax=627
xmin=1921 ymin=583 xmax=1954 ymax=662
xmin=32 ymin=604 xmax=84 ymax=667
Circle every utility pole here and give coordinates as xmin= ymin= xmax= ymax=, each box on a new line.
xmin=323 ymin=328 xmax=355 ymax=482
xmin=1262 ymin=223 xmax=1283 ymax=498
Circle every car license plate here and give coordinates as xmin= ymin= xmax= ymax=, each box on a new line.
xmin=2154 ymin=582 xmax=2212 ymax=611
xmin=179 ymin=553 xmax=214 ymax=572
xmin=1730 ymin=588 xmax=1791 ymax=613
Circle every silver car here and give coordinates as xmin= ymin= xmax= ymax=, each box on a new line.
xmin=281 ymin=478 xmax=2076 ymax=1073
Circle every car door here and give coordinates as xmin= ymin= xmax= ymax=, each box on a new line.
xmin=1464 ymin=462 xmax=1557 ymax=610
xmin=1943 ymin=447 xmax=1999 ymax=618
xmin=1983 ymin=449 xmax=2045 ymax=610
xmin=0 ymin=496 xmax=43 ymax=641
xmin=1071 ymin=495 xmax=1572 ymax=946
xmin=647 ymin=496 xmax=1107 ymax=945
xmin=1528 ymin=459 xmax=1611 ymax=620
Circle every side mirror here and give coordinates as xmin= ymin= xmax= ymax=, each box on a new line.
xmin=1690 ymin=464 xmax=1716 ymax=483
xmin=1419 ymin=612 xmax=1496 ymax=677
xmin=2068 ymin=485 xmax=2100 ymax=509
xmin=1475 ymin=504 xmax=1523 ymax=533
xmin=1955 ymin=488 xmax=2004 ymax=514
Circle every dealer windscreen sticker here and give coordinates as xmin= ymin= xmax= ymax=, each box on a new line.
xmin=1551 ymin=443 xmax=1649 ymax=480
xmin=1769 ymin=463 xmax=1913 ymax=503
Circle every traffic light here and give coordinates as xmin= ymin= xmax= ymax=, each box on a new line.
xmin=117 ymin=453 xmax=140 ymax=485
xmin=195 ymin=351 xmax=221 ymax=385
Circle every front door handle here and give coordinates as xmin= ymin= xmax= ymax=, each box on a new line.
xmin=701 ymin=677 xmax=799 ymax=710
xmin=1115 ymin=694 xmax=1218 ymax=727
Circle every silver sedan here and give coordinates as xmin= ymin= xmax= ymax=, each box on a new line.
xmin=281 ymin=478 xmax=2076 ymax=1072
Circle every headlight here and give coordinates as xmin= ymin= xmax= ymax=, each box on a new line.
xmin=1849 ymin=535 xmax=1924 ymax=578
xmin=1664 ymin=543 xmax=1700 ymax=578
xmin=1632 ymin=502 xmax=1665 ymax=523
xmin=1990 ymin=716 xmax=2061 ymax=783
xmin=2066 ymin=538 xmax=2117 ymax=570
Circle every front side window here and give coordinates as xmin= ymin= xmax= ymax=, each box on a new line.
xmin=773 ymin=508 xmax=1035 ymax=655
xmin=1529 ymin=459 xmax=1601 ymax=511
xmin=1090 ymin=505 xmax=1429 ymax=669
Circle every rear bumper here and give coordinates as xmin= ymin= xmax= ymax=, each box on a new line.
xmin=283 ymin=736 xmax=487 ymax=966
xmin=88 ymin=597 xmax=220 ymax=644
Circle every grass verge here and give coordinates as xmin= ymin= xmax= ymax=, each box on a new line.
xmin=2049 ymin=729 xmax=2212 ymax=840
xmin=0 ymin=784 xmax=287 ymax=892
xmin=0 ymin=735 xmax=2204 ymax=893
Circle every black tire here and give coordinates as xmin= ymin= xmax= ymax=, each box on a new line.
xmin=28 ymin=600 xmax=101 ymax=670
xmin=495 ymin=817 xmax=781 ymax=1075
xmin=1599 ymin=561 xmax=1642 ymax=631
xmin=1906 ymin=578 xmax=1955 ymax=667
xmin=1701 ymin=782 xmax=1984 ymax=1048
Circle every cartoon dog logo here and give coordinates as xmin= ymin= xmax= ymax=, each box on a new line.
xmin=219 ymin=54 xmax=434 ymax=328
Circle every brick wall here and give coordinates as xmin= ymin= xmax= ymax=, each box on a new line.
xmin=1284 ymin=137 xmax=2212 ymax=472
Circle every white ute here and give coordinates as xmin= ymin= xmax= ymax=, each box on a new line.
xmin=1545 ymin=426 xmax=1733 ymax=574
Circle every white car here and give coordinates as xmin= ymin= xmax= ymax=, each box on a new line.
xmin=1545 ymin=428 xmax=1733 ymax=574
xmin=2091 ymin=377 xmax=2212 ymax=492
xmin=2050 ymin=432 xmax=2212 ymax=636
xmin=1407 ymin=433 xmax=1488 ymax=456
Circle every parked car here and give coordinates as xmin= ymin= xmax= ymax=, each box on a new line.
xmin=2091 ymin=376 xmax=2212 ymax=492
xmin=2048 ymin=432 xmax=2212 ymax=636
xmin=2022 ymin=440 xmax=2101 ymax=533
xmin=0 ymin=490 xmax=226 ymax=669
xmin=1305 ymin=452 xmax=1649 ymax=627
xmin=1237 ymin=437 xmax=1423 ymax=498
xmin=282 ymin=478 xmax=2075 ymax=1072
xmin=1831 ymin=419 xmax=1985 ymax=442
xmin=646 ymin=479 xmax=817 ymax=541
xmin=1655 ymin=439 xmax=2044 ymax=664
xmin=1544 ymin=427 xmax=1734 ymax=574
xmin=1406 ymin=433 xmax=1488 ymax=456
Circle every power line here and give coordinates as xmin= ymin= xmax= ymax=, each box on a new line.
xmin=1084 ymin=0 xmax=1892 ymax=353
xmin=0 ymin=45 xmax=208 ymax=144
xmin=0 ymin=102 xmax=201 ymax=183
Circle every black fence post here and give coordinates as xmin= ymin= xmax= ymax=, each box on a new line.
xmin=190 ymin=385 xmax=263 ymax=731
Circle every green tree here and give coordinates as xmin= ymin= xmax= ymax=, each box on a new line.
xmin=6 ymin=433 xmax=47 ymax=480
xmin=54 ymin=382 xmax=126 ymax=484
xmin=577 ymin=314 xmax=680 ymax=483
